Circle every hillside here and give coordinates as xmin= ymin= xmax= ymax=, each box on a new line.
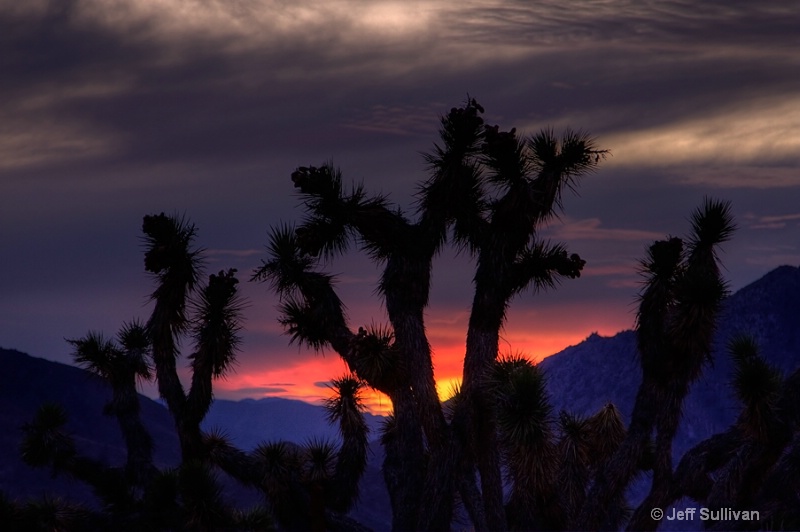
xmin=0 ymin=347 xmax=180 ymax=502
xmin=540 ymin=265 xmax=800 ymax=458
xmin=0 ymin=347 xmax=391 ymax=529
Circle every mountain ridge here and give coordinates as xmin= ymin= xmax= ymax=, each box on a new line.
xmin=541 ymin=265 xmax=800 ymax=452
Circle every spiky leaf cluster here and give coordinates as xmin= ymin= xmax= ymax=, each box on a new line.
xmin=303 ymin=438 xmax=337 ymax=483
xmin=1 ymin=494 xmax=97 ymax=532
xmin=324 ymin=375 xmax=366 ymax=428
xmin=255 ymin=225 xmax=347 ymax=353
xmin=491 ymin=355 xmax=553 ymax=447
xmin=69 ymin=325 xmax=151 ymax=389
xmin=729 ymin=334 xmax=783 ymax=440
xmin=585 ymin=403 xmax=627 ymax=464
xmin=20 ymin=404 xmax=75 ymax=470
xmin=190 ymin=268 xmax=243 ymax=378
xmin=142 ymin=213 xmax=203 ymax=334
xmin=178 ymin=462 xmax=229 ymax=529
xmin=349 ymin=326 xmax=404 ymax=390
xmin=636 ymin=198 xmax=735 ymax=381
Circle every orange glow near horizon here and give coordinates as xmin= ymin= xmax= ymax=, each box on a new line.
xmin=215 ymin=301 xmax=634 ymax=415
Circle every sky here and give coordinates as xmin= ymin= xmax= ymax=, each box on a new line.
xmin=2 ymin=1 xmax=799 ymax=412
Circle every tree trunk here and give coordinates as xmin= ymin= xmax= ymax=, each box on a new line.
xmin=383 ymin=388 xmax=426 ymax=531
xmin=459 ymin=281 xmax=508 ymax=532
xmin=112 ymin=374 xmax=155 ymax=485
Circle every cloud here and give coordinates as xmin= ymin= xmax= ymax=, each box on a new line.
xmin=73 ymin=0 xmax=438 ymax=49
xmin=606 ymin=278 xmax=640 ymax=289
xmin=582 ymin=263 xmax=638 ymax=277
xmin=745 ymin=213 xmax=800 ymax=229
xmin=600 ymin=96 xmax=800 ymax=171
xmin=678 ymin=167 xmax=800 ymax=190
xmin=4 ymin=0 xmax=798 ymax=182
xmin=0 ymin=117 xmax=118 ymax=171
xmin=542 ymin=217 xmax=664 ymax=242
xmin=580 ymin=262 xmax=641 ymax=289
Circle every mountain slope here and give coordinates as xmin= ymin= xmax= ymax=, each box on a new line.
xmin=0 ymin=347 xmax=180 ymax=502
xmin=539 ymin=265 xmax=800 ymax=457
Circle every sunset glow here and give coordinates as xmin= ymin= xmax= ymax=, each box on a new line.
xmin=212 ymin=316 xmax=634 ymax=414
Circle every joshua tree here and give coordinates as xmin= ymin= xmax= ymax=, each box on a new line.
xmin=482 ymin=198 xmax=798 ymax=532
xmin=19 ymin=213 xmax=372 ymax=531
xmin=140 ymin=214 xmax=241 ymax=463
xmin=452 ymin=122 xmax=592 ymax=531
xmin=68 ymin=323 xmax=155 ymax=486
xmin=254 ymin=99 xmax=604 ymax=530
xmin=576 ymin=199 xmax=736 ymax=530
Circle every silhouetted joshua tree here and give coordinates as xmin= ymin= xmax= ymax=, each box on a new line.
xmin=575 ymin=198 xmax=735 ymax=530
xmin=18 ymin=213 xmax=372 ymax=531
xmin=254 ymin=99 xmax=604 ymax=531
xmin=482 ymin=198 xmax=798 ymax=532
xmin=68 ymin=323 xmax=155 ymax=486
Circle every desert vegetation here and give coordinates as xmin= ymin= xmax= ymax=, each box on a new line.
xmin=7 ymin=101 xmax=800 ymax=531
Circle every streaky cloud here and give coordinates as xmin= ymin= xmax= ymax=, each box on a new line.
xmin=542 ymin=217 xmax=664 ymax=241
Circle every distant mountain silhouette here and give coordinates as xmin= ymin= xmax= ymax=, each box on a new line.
xmin=202 ymin=396 xmax=386 ymax=448
xmin=0 ymin=347 xmax=180 ymax=503
xmin=537 ymin=265 xmax=800 ymax=527
xmin=540 ymin=265 xmax=800 ymax=459
xmin=1 ymin=265 xmax=798 ymax=530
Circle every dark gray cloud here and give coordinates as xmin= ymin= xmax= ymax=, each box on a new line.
xmin=1 ymin=1 xmax=798 ymax=398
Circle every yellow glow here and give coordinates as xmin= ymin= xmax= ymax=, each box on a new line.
xmin=436 ymin=376 xmax=462 ymax=403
